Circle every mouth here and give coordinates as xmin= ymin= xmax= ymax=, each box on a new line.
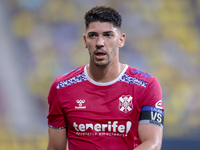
xmin=95 ymin=50 xmax=106 ymax=56
xmin=94 ymin=50 xmax=107 ymax=59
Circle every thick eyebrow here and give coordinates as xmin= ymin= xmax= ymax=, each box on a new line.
xmin=87 ymin=32 xmax=98 ymax=35
xmin=87 ymin=31 xmax=114 ymax=35
xmin=103 ymin=31 xmax=114 ymax=34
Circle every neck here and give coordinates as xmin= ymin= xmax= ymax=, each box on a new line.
xmin=87 ymin=62 xmax=126 ymax=83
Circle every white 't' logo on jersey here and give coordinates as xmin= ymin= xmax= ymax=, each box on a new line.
xmin=119 ymin=95 xmax=133 ymax=113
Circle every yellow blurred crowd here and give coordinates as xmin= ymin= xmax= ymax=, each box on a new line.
xmin=1 ymin=0 xmax=200 ymax=149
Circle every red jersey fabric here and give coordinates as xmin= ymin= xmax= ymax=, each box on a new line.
xmin=47 ymin=65 xmax=164 ymax=150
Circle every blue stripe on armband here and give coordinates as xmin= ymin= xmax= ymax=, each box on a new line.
xmin=141 ymin=106 xmax=164 ymax=116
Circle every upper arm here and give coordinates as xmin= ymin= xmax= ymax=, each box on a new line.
xmin=47 ymin=80 xmax=67 ymax=150
xmin=135 ymin=76 xmax=164 ymax=150
xmin=137 ymin=105 xmax=164 ymax=150
xmin=136 ymin=124 xmax=163 ymax=150
xmin=47 ymin=127 xmax=67 ymax=150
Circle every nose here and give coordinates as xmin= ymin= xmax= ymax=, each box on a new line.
xmin=96 ymin=35 xmax=104 ymax=48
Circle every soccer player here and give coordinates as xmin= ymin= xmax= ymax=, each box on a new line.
xmin=47 ymin=6 xmax=164 ymax=150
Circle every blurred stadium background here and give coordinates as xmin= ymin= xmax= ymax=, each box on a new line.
xmin=0 ymin=0 xmax=200 ymax=149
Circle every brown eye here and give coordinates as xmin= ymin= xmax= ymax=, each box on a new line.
xmin=89 ymin=34 xmax=95 ymax=38
xmin=104 ymin=32 xmax=113 ymax=38
xmin=88 ymin=33 xmax=97 ymax=38
xmin=105 ymin=33 xmax=112 ymax=37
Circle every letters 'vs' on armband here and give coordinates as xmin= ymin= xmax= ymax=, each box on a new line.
xmin=139 ymin=106 xmax=164 ymax=129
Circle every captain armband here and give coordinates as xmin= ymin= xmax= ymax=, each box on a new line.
xmin=139 ymin=106 xmax=164 ymax=130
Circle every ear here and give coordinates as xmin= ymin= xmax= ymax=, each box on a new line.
xmin=118 ymin=33 xmax=126 ymax=48
xmin=83 ymin=34 xmax=88 ymax=48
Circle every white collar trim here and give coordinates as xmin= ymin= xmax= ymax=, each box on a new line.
xmin=84 ymin=64 xmax=128 ymax=86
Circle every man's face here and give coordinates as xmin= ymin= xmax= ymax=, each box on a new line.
xmin=83 ymin=22 xmax=125 ymax=67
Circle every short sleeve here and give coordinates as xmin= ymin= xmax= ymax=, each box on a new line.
xmin=47 ymin=80 xmax=67 ymax=129
xmin=139 ymin=77 xmax=164 ymax=129
xmin=142 ymin=77 xmax=164 ymax=111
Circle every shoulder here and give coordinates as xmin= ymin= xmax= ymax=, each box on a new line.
xmin=56 ymin=65 xmax=85 ymax=82
xmin=54 ymin=65 xmax=87 ymax=89
xmin=126 ymin=66 xmax=153 ymax=79
xmin=123 ymin=65 xmax=158 ymax=87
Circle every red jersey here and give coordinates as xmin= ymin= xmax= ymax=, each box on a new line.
xmin=47 ymin=65 xmax=164 ymax=150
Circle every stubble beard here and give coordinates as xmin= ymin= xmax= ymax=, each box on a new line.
xmin=92 ymin=54 xmax=111 ymax=67
xmin=88 ymin=49 xmax=111 ymax=67
xmin=88 ymin=42 xmax=118 ymax=68
xmin=94 ymin=60 xmax=111 ymax=67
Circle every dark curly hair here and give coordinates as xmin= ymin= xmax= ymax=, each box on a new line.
xmin=84 ymin=6 xmax=122 ymax=30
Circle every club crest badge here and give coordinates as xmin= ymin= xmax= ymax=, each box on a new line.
xmin=119 ymin=95 xmax=133 ymax=113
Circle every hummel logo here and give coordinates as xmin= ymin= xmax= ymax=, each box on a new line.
xmin=75 ymin=99 xmax=86 ymax=109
